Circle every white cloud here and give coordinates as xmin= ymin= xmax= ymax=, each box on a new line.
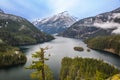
xmin=112 ymin=13 xmax=120 ymax=18
xmin=112 ymin=27 xmax=120 ymax=34
xmin=0 ymin=0 xmax=120 ymax=21
xmin=94 ymin=22 xmax=120 ymax=34
xmin=94 ymin=22 xmax=120 ymax=29
xmin=48 ymin=0 xmax=80 ymax=13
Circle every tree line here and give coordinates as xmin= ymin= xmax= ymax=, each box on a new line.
xmin=86 ymin=35 xmax=120 ymax=56
xmin=59 ymin=57 xmax=119 ymax=80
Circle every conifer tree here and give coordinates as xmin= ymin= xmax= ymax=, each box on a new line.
xmin=26 ymin=47 xmax=52 ymax=80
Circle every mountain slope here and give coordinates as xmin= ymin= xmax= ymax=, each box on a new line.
xmin=86 ymin=35 xmax=120 ymax=56
xmin=60 ymin=7 xmax=120 ymax=39
xmin=0 ymin=9 xmax=4 ymax=13
xmin=0 ymin=11 xmax=54 ymax=46
xmin=33 ymin=11 xmax=76 ymax=34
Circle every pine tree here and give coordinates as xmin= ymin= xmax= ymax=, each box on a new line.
xmin=26 ymin=47 xmax=51 ymax=80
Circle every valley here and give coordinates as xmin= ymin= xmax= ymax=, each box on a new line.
xmin=0 ymin=3 xmax=120 ymax=80
xmin=0 ymin=36 xmax=120 ymax=80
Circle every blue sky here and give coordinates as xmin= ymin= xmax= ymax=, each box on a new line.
xmin=0 ymin=0 xmax=120 ymax=21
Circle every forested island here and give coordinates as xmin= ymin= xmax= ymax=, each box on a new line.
xmin=0 ymin=42 xmax=27 ymax=68
xmin=86 ymin=35 xmax=120 ymax=56
xmin=74 ymin=46 xmax=84 ymax=51
xmin=60 ymin=57 xmax=119 ymax=80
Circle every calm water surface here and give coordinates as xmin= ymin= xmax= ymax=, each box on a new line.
xmin=0 ymin=36 xmax=120 ymax=80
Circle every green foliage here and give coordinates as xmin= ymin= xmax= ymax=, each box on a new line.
xmin=86 ymin=35 xmax=120 ymax=55
xmin=60 ymin=57 xmax=119 ymax=80
xmin=30 ymin=65 xmax=54 ymax=80
xmin=0 ymin=43 xmax=27 ymax=68
xmin=0 ymin=18 xmax=54 ymax=46
xmin=26 ymin=47 xmax=54 ymax=80
xmin=0 ymin=11 xmax=54 ymax=70
xmin=107 ymin=74 xmax=120 ymax=80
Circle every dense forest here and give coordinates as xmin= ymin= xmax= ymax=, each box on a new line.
xmin=86 ymin=35 xmax=120 ymax=56
xmin=0 ymin=19 xmax=54 ymax=46
xmin=60 ymin=57 xmax=119 ymax=80
xmin=0 ymin=41 xmax=27 ymax=68
xmin=0 ymin=12 xmax=54 ymax=68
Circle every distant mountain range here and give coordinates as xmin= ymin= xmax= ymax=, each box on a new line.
xmin=0 ymin=9 xmax=4 ymax=13
xmin=0 ymin=9 xmax=54 ymax=46
xmin=33 ymin=11 xmax=76 ymax=34
xmin=60 ymin=7 xmax=120 ymax=39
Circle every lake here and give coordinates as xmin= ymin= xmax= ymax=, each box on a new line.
xmin=0 ymin=36 xmax=120 ymax=80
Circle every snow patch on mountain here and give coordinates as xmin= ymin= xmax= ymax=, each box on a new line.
xmin=33 ymin=11 xmax=77 ymax=34
xmin=0 ymin=9 xmax=4 ymax=13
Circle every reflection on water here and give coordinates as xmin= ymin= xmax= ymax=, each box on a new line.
xmin=0 ymin=36 xmax=120 ymax=80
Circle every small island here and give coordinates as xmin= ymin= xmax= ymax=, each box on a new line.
xmin=74 ymin=46 xmax=84 ymax=51
xmin=87 ymin=49 xmax=91 ymax=52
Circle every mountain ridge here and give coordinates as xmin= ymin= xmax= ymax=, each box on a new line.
xmin=60 ymin=7 xmax=120 ymax=39
xmin=0 ymin=10 xmax=54 ymax=46
xmin=33 ymin=11 xmax=77 ymax=34
xmin=0 ymin=8 xmax=4 ymax=13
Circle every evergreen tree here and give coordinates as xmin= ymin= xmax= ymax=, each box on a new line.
xmin=60 ymin=57 xmax=119 ymax=80
xmin=26 ymin=47 xmax=54 ymax=80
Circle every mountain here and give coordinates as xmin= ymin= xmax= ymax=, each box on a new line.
xmin=33 ymin=11 xmax=76 ymax=34
xmin=0 ymin=9 xmax=4 ymax=13
xmin=60 ymin=7 xmax=120 ymax=39
xmin=0 ymin=11 xmax=54 ymax=46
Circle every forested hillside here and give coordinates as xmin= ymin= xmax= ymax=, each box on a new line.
xmin=0 ymin=12 xmax=54 ymax=46
xmin=60 ymin=57 xmax=119 ymax=80
xmin=0 ymin=10 xmax=54 ymax=67
xmin=86 ymin=35 xmax=120 ymax=56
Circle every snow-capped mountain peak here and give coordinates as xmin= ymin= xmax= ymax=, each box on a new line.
xmin=32 ymin=11 xmax=77 ymax=34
